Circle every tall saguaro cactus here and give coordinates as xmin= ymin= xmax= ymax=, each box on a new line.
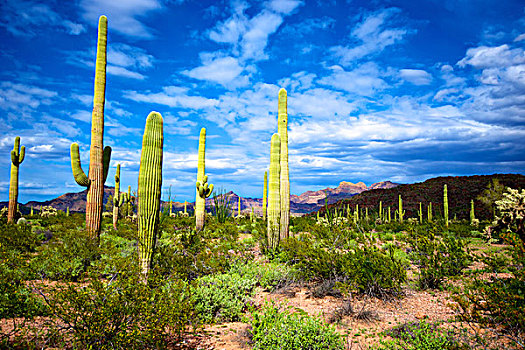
xmin=267 ymin=133 xmax=281 ymax=250
xmin=278 ymin=88 xmax=290 ymax=240
xmin=8 ymin=137 xmax=25 ymax=223
xmin=137 ymin=112 xmax=163 ymax=280
xmin=428 ymin=202 xmax=433 ymax=222
xmin=262 ymin=171 xmax=268 ymax=219
xmin=398 ymin=195 xmax=405 ymax=223
xmin=70 ymin=15 xmax=112 ymax=239
xmin=444 ymin=185 xmax=449 ymax=228
xmin=470 ymin=199 xmax=475 ymax=224
xmin=112 ymin=164 xmax=128 ymax=230
xmin=195 ymin=128 xmax=214 ymax=230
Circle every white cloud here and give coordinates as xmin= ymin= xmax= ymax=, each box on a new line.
xmin=79 ymin=0 xmax=163 ymax=39
xmin=0 ymin=82 xmax=57 ymax=111
xmin=399 ymin=69 xmax=432 ymax=85
xmin=266 ymin=0 xmax=303 ymax=15
xmin=0 ymin=0 xmax=86 ymax=37
xmin=123 ymin=86 xmax=219 ymax=109
xmin=182 ymin=54 xmax=248 ymax=87
xmin=319 ymin=63 xmax=388 ymax=95
xmin=331 ymin=8 xmax=409 ymax=65
xmin=457 ymin=44 xmax=525 ymax=68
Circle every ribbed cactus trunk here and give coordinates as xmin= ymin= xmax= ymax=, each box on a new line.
xmin=470 ymin=199 xmax=475 ymax=224
xmin=262 ymin=171 xmax=267 ymax=219
xmin=267 ymin=133 xmax=281 ymax=250
xmin=138 ymin=112 xmax=163 ymax=281
xmin=444 ymin=185 xmax=449 ymax=228
xmin=398 ymin=195 xmax=404 ymax=223
xmin=195 ymin=128 xmax=207 ymax=231
xmin=278 ymin=88 xmax=290 ymax=241
xmin=8 ymin=137 xmax=25 ymax=223
xmin=70 ymin=16 xmax=111 ymax=240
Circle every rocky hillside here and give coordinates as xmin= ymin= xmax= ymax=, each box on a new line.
xmin=320 ymin=174 xmax=525 ymax=221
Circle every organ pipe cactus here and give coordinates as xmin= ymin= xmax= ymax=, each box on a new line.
xmin=8 ymin=136 xmax=25 ymax=223
xmin=112 ymin=164 xmax=128 ymax=230
xmin=137 ymin=111 xmax=163 ymax=280
xmin=263 ymin=171 xmax=267 ymax=219
xmin=195 ymin=128 xmax=213 ymax=231
xmin=70 ymin=16 xmax=112 ymax=239
xmin=278 ymin=88 xmax=290 ymax=240
xmin=444 ymin=185 xmax=449 ymax=228
xmin=398 ymin=195 xmax=405 ymax=223
xmin=267 ymin=133 xmax=281 ymax=250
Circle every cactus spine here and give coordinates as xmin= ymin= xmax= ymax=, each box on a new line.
xmin=70 ymin=16 xmax=111 ymax=239
xmin=112 ymin=164 xmax=128 ymax=230
xmin=267 ymin=133 xmax=281 ymax=250
xmin=262 ymin=171 xmax=268 ymax=219
xmin=8 ymin=136 xmax=25 ymax=223
xmin=470 ymin=199 xmax=475 ymax=224
xmin=137 ymin=112 xmax=163 ymax=280
xmin=195 ymin=128 xmax=214 ymax=230
xmin=278 ymin=88 xmax=290 ymax=241
xmin=444 ymin=185 xmax=449 ymax=228
xmin=398 ymin=195 xmax=405 ymax=223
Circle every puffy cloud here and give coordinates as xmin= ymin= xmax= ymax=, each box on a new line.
xmin=457 ymin=44 xmax=525 ymax=69
xmin=182 ymin=54 xmax=249 ymax=88
xmin=399 ymin=69 xmax=432 ymax=85
xmin=319 ymin=63 xmax=388 ymax=95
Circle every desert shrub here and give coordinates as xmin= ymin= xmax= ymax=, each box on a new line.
xmin=31 ymin=228 xmax=100 ymax=281
xmin=249 ymin=302 xmax=345 ymax=350
xmin=0 ymin=221 xmax=41 ymax=253
xmin=193 ymin=270 xmax=257 ymax=323
xmin=373 ymin=320 xmax=469 ymax=350
xmin=408 ymin=226 xmax=471 ymax=289
xmin=279 ymin=235 xmax=407 ymax=297
xmin=42 ymin=271 xmax=196 ymax=349
xmin=229 ymin=260 xmax=297 ymax=291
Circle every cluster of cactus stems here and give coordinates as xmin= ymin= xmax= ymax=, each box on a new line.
xmin=8 ymin=136 xmax=25 ymax=223
xmin=195 ymin=128 xmax=213 ymax=230
xmin=70 ymin=15 xmax=112 ymax=240
xmin=267 ymin=133 xmax=281 ymax=250
xmin=278 ymin=88 xmax=290 ymax=240
xmin=262 ymin=171 xmax=267 ymax=219
xmin=137 ymin=111 xmax=163 ymax=280
xmin=112 ymin=163 xmax=128 ymax=230
xmin=444 ymin=185 xmax=449 ymax=227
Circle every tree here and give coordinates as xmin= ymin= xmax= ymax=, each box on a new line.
xmin=477 ymin=179 xmax=506 ymax=218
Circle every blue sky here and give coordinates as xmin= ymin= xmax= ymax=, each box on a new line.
xmin=1 ymin=0 xmax=524 ymax=203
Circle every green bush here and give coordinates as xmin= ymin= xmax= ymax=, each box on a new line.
xmin=249 ymin=302 xmax=345 ymax=350
xmin=43 ymin=271 xmax=196 ymax=349
xmin=408 ymin=226 xmax=471 ymax=289
xmin=373 ymin=320 xmax=469 ymax=350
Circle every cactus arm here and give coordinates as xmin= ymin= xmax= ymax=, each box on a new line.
xmin=70 ymin=143 xmax=90 ymax=187
xmin=18 ymin=145 xmax=25 ymax=164
xmin=103 ymin=146 xmax=112 ymax=183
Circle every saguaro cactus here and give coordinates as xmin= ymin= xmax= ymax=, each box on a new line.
xmin=112 ymin=164 xmax=128 ymax=230
xmin=137 ymin=112 xmax=163 ymax=280
xmin=262 ymin=171 xmax=267 ymax=219
xmin=238 ymin=196 xmax=241 ymax=217
xmin=379 ymin=201 xmax=382 ymax=221
xmin=267 ymin=133 xmax=281 ymax=250
xmin=8 ymin=136 xmax=25 ymax=223
xmin=418 ymin=202 xmax=423 ymax=223
xmin=195 ymin=128 xmax=214 ymax=230
xmin=398 ymin=195 xmax=405 ymax=223
xmin=444 ymin=185 xmax=449 ymax=228
xmin=70 ymin=15 xmax=112 ymax=239
xmin=278 ymin=88 xmax=290 ymax=240
xmin=470 ymin=199 xmax=475 ymax=224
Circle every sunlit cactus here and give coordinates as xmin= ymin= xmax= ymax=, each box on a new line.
xmin=112 ymin=163 xmax=128 ymax=230
xmin=137 ymin=111 xmax=163 ymax=280
xmin=379 ymin=201 xmax=382 ymax=222
xmin=195 ymin=128 xmax=213 ymax=230
xmin=418 ymin=202 xmax=423 ymax=223
xmin=428 ymin=202 xmax=433 ymax=222
xmin=444 ymin=185 xmax=449 ymax=228
xmin=70 ymin=15 xmax=112 ymax=239
xmin=278 ymin=88 xmax=290 ymax=240
xmin=237 ymin=196 xmax=241 ymax=217
xmin=398 ymin=195 xmax=405 ymax=223
xmin=267 ymin=133 xmax=281 ymax=250
xmin=8 ymin=136 xmax=25 ymax=223
xmin=263 ymin=170 xmax=268 ymax=219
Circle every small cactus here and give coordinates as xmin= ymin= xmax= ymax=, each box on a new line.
xmin=398 ymin=195 xmax=405 ymax=223
xmin=112 ymin=164 xmax=128 ymax=230
xmin=8 ymin=136 xmax=25 ymax=223
xmin=418 ymin=202 xmax=423 ymax=223
xmin=137 ymin=112 xmax=163 ymax=280
xmin=444 ymin=185 xmax=449 ymax=228
xmin=267 ymin=133 xmax=281 ymax=250
xmin=428 ymin=202 xmax=433 ymax=222
xmin=470 ymin=199 xmax=475 ymax=225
